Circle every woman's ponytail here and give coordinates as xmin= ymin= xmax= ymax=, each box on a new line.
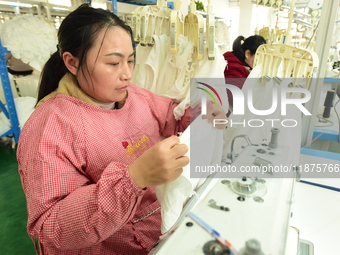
xmin=37 ymin=51 xmax=68 ymax=103
xmin=232 ymin=35 xmax=247 ymax=66
xmin=232 ymin=35 xmax=245 ymax=52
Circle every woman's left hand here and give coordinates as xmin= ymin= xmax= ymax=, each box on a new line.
xmin=202 ymin=103 xmax=228 ymax=129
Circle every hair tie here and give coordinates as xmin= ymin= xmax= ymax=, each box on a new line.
xmin=56 ymin=44 xmax=62 ymax=57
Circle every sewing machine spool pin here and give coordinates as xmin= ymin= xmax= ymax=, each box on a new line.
xmin=203 ymin=240 xmax=230 ymax=255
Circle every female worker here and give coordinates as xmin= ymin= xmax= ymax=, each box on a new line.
xmin=17 ymin=4 xmax=225 ymax=255
xmin=223 ymin=35 xmax=266 ymax=113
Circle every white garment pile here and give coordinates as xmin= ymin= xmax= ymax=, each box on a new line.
xmin=0 ymin=14 xmax=57 ymax=71
xmin=156 ymin=116 xmax=224 ymax=234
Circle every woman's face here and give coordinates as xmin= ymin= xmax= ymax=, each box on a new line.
xmin=77 ymin=26 xmax=135 ymax=103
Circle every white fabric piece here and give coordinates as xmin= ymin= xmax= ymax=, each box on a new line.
xmin=156 ymin=116 xmax=224 ymax=233
xmin=0 ymin=14 xmax=57 ymax=71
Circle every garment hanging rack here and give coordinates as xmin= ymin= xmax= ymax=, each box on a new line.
xmin=131 ymin=0 xmax=171 ymax=46
xmin=169 ymin=0 xmax=183 ymax=54
xmin=253 ymin=43 xmax=319 ymax=148
xmin=254 ymin=43 xmax=319 ymax=83
xmin=184 ymin=0 xmax=204 ymax=60
xmin=205 ymin=0 xmax=215 ymax=60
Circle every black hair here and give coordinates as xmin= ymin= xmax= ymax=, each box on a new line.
xmin=37 ymin=4 xmax=134 ymax=103
xmin=232 ymin=35 xmax=266 ymax=68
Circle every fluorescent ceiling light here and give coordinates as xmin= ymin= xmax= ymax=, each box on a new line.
xmin=0 ymin=1 xmax=33 ymax=8
xmin=48 ymin=0 xmax=71 ymax=7
xmin=52 ymin=7 xmax=69 ymax=11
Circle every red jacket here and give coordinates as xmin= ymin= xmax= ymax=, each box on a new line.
xmin=223 ymin=51 xmax=250 ymax=79
xmin=223 ymin=52 xmax=249 ymax=112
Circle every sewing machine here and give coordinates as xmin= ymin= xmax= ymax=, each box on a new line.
xmin=150 ymin=43 xmax=318 ymax=255
xmin=151 ymin=127 xmax=307 ymax=255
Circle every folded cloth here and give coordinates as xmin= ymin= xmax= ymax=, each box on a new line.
xmin=156 ymin=116 xmax=224 ymax=233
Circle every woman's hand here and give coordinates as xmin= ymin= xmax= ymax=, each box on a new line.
xmin=128 ymin=136 xmax=189 ymax=189
xmin=202 ymin=103 xmax=228 ymax=129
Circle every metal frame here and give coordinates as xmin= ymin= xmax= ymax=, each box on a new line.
xmin=0 ymin=40 xmax=20 ymax=144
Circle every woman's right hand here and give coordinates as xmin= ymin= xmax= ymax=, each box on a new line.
xmin=128 ymin=135 xmax=189 ymax=189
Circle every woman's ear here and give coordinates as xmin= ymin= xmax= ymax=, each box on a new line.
xmin=63 ymin=52 xmax=79 ymax=75
xmin=244 ymin=49 xmax=255 ymax=68
xmin=245 ymin=49 xmax=252 ymax=60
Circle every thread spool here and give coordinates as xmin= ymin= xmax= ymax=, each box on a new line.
xmin=322 ymin=90 xmax=335 ymax=118
xmin=239 ymin=239 xmax=264 ymax=255
xmin=268 ymin=128 xmax=280 ymax=149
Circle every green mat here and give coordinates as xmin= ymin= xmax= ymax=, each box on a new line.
xmin=0 ymin=141 xmax=35 ymax=255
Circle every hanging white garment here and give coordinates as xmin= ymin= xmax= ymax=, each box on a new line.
xmin=131 ymin=44 xmax=152 ymax=89
xmin=223 ymin=64 xmax=302 ymax=167
xmin=155 ymin=116 xmax=224 ymax=233
xmin=132 ymin=36 xmax=228 ymax=121
xmin=131 ymin=34 xmax=169 ymax=92
xmin=156 ymin=35 xmax=194 ymax=103
xmin=215 ymin=20 xmax=230 ymax=54
xmin=174 ymin=43 xmax=228 ymax=120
